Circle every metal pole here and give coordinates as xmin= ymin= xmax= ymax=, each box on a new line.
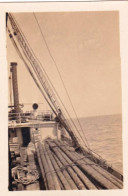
xmin=10 ymin=62 xmax=20 ymax=118
xmin=10 ymin=62 xmax=22 ymax=145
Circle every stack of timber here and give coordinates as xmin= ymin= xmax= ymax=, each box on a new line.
xmin=35 ymin=138 xmax=123 ymax=190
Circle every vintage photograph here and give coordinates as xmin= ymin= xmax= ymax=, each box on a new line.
xmin=7 ymin=11 xmax=123 ymax=190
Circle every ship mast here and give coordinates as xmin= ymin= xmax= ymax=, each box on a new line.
xmin=10 ymin=62 xmax=22 ymax=144
xmin=11 ymin=62 xmax=20 ymax=120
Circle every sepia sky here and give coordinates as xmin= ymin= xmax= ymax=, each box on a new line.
xmin=7 ymin=11 xmax=122 ymax=118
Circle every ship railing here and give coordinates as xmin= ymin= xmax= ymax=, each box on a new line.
xmin=8 ymin=110 xmax=54 ymax=123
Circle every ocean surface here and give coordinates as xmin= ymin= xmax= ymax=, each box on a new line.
xmin=75 ymin=114 xmax=123 ymax=173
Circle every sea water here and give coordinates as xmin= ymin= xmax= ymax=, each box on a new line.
xmin=77 ymin=114 xmax=123 ymax=173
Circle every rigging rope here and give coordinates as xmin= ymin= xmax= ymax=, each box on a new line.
xmin=33 ymin=13 xmax=90 ymax=149
xmin=8 ymin=13 xmax=90 ymax=151
xmin=7 ymin=27 xmax=57 ymax=116
xmin=9 ymin=13 xmax=89 ymax=150
xmin=9 ymin=14 xmax=61 ymax=114
xmin=8 ymin=15 xmax=77 ymax=146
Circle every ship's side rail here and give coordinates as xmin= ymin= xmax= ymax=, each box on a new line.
xmin=8 ymin=110 xmax=54 ymax=123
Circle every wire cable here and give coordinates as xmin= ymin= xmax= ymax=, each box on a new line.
xmin=33 ymin=13 xmax=90 ymax=149
xmin=7 ymin=28 xmax=57 ymax=116
xmin=9 ymin=13 xmax=89 ymax=150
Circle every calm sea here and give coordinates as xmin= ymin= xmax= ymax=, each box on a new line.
xmin=76 ymin=114 xmax=123 ymax=173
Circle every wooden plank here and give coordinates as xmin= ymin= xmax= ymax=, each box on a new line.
xmin=44 ymin=143 xmax=61 ymax=190
xmin=38 ymin=142 xmax=55 ymax=190
xmin=36 ymin=144 xmax=47 ymax=190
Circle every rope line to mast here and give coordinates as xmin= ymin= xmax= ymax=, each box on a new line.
xmin=8 ymin=13 xmax=90 ymax=151
xmin=8 ymin=26 xmax=80 ymax=147
xmin=9 ymin=14 xmax=81 ymax=145
xmin=7 ymin=28 xmax=57 ymax=116
xmin=33 ymin=13 xmax=90 ymax=149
